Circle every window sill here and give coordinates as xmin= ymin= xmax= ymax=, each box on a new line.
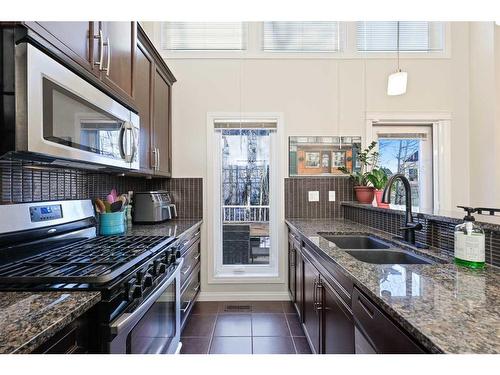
xmin=209 ymin=272 xmax=282 ymax=284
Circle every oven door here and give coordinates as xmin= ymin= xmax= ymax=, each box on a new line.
xmin=18 ymin=43 xmax=139 ymax=169
xmin=109 ymin=259 xmax=183 ymax=354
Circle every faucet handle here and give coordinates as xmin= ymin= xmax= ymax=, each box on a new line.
xmin=399 ymin=222 xmax=423 ymax=231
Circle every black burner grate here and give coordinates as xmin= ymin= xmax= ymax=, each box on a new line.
xmin=0 ymin=235 xmax=173 ymax=284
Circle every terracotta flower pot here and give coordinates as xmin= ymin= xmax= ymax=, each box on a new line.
xmin=375 ymin=189 xmax=390 ymax=208
xmin=354 ymin=186 xmax=375 ymax=204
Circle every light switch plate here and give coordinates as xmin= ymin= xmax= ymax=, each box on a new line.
xmin=308 ymin=191 xmax=319 ymax=202
xmin=329 ymin=191 xmax=336 ymax=202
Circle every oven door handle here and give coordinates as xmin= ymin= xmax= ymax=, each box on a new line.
xmin=110 ymin=258 xmax=184 ymax=335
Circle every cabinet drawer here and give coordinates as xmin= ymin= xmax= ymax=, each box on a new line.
xmin=177 ymin=228 xmax=201 ymax=257
xmin=303 ymin=243 xmax=352 ymax=305
xmin=180 ymin=263 xmax=201 ymax=328
xmin=352 ymin=287 xmax=425 ymax=354
xmin=180 ymin=238 xmax=201 ymax=287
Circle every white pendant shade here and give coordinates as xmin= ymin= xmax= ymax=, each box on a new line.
xmin=387 ymin=70 xmax=408 ymax=96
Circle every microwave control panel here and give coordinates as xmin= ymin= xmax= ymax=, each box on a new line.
xmin=29 ymin=204 xmax=63 ymax=222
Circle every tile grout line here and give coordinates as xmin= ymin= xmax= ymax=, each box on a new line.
xmin=206 ymin=307 xmax=219 ymax=354
xmin=283 ymin=310 xmax=298 ymax=354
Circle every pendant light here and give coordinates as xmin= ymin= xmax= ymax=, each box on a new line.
xmin=387 ymin=21 xmax=407 ymax=96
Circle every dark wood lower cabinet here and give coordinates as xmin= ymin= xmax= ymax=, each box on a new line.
xmin=322 ymin=278 xmax=355 ymax=354
xmin=352 ymin=287 xmax=426 ymax=354
xmin=288 ymin=226 xmax=427 ymax=355
xmin=302 ymin=253 xmax=321 ymax=354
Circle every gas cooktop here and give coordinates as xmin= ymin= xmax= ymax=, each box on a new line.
xmin=0 ymin=235 xmax=174 ymax=284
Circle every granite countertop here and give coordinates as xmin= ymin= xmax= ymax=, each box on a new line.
xmin=0 ymin=291 xmax=101 ymax=354
xmin=286 ymin=218 xmax=500 ymax=354
xmin=124 ymin=219 xmax=202 ymax=238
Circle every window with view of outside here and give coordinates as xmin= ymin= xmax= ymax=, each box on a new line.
xmin=220 ymin=129 xmax=271 ymax=265
xmin=378 ymin=139 xmax=421 ymax=208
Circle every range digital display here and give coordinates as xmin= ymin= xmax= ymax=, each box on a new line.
xmin=29 ymin=204 xmax=63 ymax=222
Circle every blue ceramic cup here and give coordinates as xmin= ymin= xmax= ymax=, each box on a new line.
xmin=99 ymin=211 xmax=125 ymax=235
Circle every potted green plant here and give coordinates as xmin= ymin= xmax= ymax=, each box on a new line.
xmin=367 ymin=168 xmax=389 ymax=208
xmin=339 ymin=141 xmax=379 ymax=204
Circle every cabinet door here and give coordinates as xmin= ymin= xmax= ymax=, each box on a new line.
xmin=302 ymin=253 xmax=321 ymax=354
xmin=100 ymin=22 xmax=136 ymax=99
xmin=153 ymin=67 xmax=172 ymax=176
xmin=35 ymin=22 xmax=98 ymax=75
xmin=134 ymin=40 xmax=154 ymax=172
xmin=322 ymin=279 xmax=355 ymax=354
xmin=288 ymin=238 xmax=296 ymax=302
xmin=295 ymin=243 xmax=303 ymax=321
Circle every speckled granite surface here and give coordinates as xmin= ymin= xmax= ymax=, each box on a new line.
xmin=0 ymin=291 xmax=100 ymax=354
xmin=124 ymin=219 xmax=202 ymax=238
xmin=286 ymin=218 xmax=500 ymax=354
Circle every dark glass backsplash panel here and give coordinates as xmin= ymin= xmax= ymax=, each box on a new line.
xmin=285 ymin=177 xmax=354 ymax=219
xmin=343 ymin=205 xmax=500 ymax=268
xmin=0 ymin=161 xmax=202 ymax=219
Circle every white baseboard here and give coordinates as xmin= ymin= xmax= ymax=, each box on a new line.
xmin=198 ymin=291 xmax=291 ymax=301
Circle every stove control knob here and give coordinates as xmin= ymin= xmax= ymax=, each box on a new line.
xmin=158 ymin=263 xmax=167 ymax=274
xmin=152 ymin=260 xmax=161 ymax=275
xmin=168 ymin=253 xmax=177 ymax=265
xmin=175 ymin=250 xmax=181 ymax=259
xmin=143 ymin=274 xmax=153 ymax=288
xmin=136 ymin=270 xmax=145 ymax=283
xmin=130 ymin=284 xmax=143 ymax=299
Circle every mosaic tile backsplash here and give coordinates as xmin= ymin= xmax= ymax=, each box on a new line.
xmin=343 ymin=203 xmax=500 ymax=268
xmin=285 ymin=177 xmax=354 ymax=219
xmin=0 ymin=160 xmax=202 ymax=219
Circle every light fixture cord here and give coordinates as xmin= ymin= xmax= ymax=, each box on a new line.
xmin=397 ymin=21 xmax=400 ymax=71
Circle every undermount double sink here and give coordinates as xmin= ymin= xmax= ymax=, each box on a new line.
xmin=319 ymin=234 xmax=433 ymax=265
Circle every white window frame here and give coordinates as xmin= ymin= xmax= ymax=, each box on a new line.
xmin=365 ymin=112 xmax=452 ymax=211
xmin=372 ymin=124 xmax=434 ymax=211
xmin=147 ymin=21 xmax=451 ymax=60
xmin=206 ymin=112 xmax=286 ymax=284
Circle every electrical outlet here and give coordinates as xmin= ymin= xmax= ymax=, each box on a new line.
xmin=308 ymin=191 xmax=319 ymax=202
xmin=329 ymin=191 xmax=336 ymax=202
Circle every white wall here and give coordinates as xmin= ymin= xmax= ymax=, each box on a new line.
xmin=143 ymin=22 xmax=475 ymax=298
xmin=469 ymin=23 xmax=500 ymax=207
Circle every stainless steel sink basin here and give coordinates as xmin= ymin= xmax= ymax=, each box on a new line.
xmin=345 ymin=250 xmax=433 ymax=265
xmin=320 ymin=235 xmax=390 ymax=249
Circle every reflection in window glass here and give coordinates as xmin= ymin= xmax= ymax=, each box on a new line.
xmin=221 ymin=129 xmax=270 ymax=265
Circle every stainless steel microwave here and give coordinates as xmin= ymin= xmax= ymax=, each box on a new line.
xmin=7 ymin=42 xmax=139 ymax=170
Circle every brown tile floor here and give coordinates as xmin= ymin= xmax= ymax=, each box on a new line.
xmin=180 ymin=301 xmax=312 ymax=354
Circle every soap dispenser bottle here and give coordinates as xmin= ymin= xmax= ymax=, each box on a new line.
xmin=454 ymin=206 xmax=485 ymax=269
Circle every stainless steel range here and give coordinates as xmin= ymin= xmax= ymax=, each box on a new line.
xmin=0 ymin=199 xmax=182 ymax=354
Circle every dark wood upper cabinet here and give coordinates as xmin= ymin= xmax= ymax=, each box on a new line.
xmin=32 ymin=22 xmax=99 ymax=76
xmin=15 ymin=22 xmax=175 ymax=177
xmin=134 ymin=39 xmax=154 ymax=173
xmin=153 ymin=67 xmax=172 ymax=176
xmin=99 ymin=22 xmax=136 ymax=100
xmin=135 ymin=25 xmax=175 ymax=176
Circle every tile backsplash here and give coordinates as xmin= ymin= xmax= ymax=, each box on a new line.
xmin=0 ymin=160 xmax=202 ymax=219
xmin=285 ymin=177 xmax=353 ymax=219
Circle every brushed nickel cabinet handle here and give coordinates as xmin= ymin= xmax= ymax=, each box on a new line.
xmin=105 ymin=37 xmax=111 ymax=76
xmin=181 ymin=265 xmax=191 ymax=275
xmin=93 ymin=29 xmax=104 ymax=71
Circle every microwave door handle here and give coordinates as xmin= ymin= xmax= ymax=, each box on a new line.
xmin=119 ymin=122 xmax=134 ymax=162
